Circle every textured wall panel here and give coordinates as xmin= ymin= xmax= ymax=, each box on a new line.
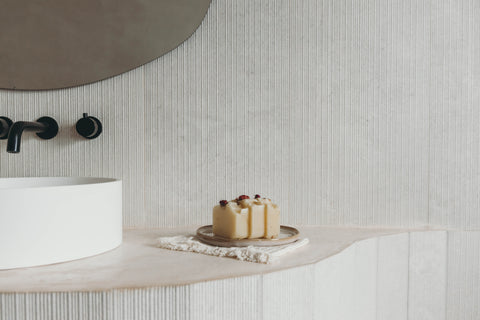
xmin=0 ymin=0 xmax=477 ymax=228
xmin=352 ymin=238 xmax=378 ymax=318
xmin=376 ymin=233 xmax=409 ymax=320
xmin=263 ymin=265 xmax=316 ymax=320
xmin=190 ymin=277 xmax=262 ymax=320
xmin=314 ymin=244 xmax=357 ymax=319
xmin=446 ymin=231 xmax=480 ymax=320
xmin=428 ymin=0 xmax=480 ymax=228
xmin=408 ymin=231 xmax=447 ymax=320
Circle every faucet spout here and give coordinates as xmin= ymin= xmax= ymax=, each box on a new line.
xmin=6 ymin=117 xmax=59 ymax=154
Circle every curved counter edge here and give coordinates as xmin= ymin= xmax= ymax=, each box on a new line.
xmin=1 ymin=227 xmax=479 ymax=320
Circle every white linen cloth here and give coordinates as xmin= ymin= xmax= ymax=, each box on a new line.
xmin=156 ymin=235 xmax=309 ymax=264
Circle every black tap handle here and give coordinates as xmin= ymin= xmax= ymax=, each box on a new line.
xmin=0 ymin=116 xmax=13 ymax=140
xmin=76 ymin=113 xmax=102 ymax=139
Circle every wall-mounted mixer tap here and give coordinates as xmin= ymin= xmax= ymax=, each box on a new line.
xmin=6 ymin=116 xmax=58 ymax=153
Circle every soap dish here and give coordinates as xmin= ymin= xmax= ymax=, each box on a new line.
xmin=196 ymin=225 xmax=300 ymax=247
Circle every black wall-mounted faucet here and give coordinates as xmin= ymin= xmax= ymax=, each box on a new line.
xmin=6 ymin=117 xmax=59 ymax=153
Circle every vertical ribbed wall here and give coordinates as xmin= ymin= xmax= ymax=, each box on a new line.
xmin=0 ymin=0 xmax=478 ymax=229
xmin=1 ymin=231 xmax=478 ymax=320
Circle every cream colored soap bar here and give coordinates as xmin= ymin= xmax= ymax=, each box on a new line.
xmin=259 ymin=198 xmax=280 ymax=239
xmin=212 ymin=201 xmax=248 ymax=239
xmin=212 ymin=195 xmax=280 ymax=239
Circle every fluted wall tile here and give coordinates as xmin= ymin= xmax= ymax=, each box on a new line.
xmin=141 ymin=0 xmax=433 ymax=227
xmin=428 ymin=0 xmax=480 ymax=229
xmin=143 ymin=0 xmax=291 ymax=226
xmin=0 ymin=0 xmax=477 ymax=228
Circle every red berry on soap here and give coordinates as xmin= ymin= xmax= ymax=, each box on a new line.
xmin=238 ymin=195 xmax=250 ymax=200
xmin=219 ymin=200 xmax=228 ymax=206
xmin=254 ymin=194 xmax=261 ymax=199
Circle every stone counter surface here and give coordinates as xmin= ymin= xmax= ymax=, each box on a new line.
xmin=0 ymin=226 xmax=478 ymax=320
xmin=0 ymin=226 xmax=407 ymax=292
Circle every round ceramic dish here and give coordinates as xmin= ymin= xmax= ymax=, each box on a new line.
xmin=196 ymin=225 xmax=300 ymax=247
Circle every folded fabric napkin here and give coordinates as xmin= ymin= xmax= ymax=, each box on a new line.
xmin=156 ymin=236 xmax=309 ymax=264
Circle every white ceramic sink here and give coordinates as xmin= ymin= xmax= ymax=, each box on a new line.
xmin=0 ymin=177 xmax=122 ymax=270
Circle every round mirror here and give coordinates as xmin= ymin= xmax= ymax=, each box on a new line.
xmin=0 ymin=0 xmax=211 ymax=90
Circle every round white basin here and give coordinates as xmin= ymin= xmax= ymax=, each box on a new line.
xmin=0 ymin=177 xmax=122 ymax=270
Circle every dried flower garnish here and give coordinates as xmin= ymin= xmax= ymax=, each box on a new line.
xmin=219 ymin=200 xmax=228 ymax=206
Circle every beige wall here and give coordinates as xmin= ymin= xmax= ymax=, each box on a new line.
xmin=0 ymin=0 xmax=479 ymax=229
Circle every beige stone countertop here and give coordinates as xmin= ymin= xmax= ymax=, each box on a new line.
xmin=0 ymin=226 xmax=423 ymax=293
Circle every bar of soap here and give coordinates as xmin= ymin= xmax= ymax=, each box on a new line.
xmin=212 ymin=201 xmax=248 ymax=239
xmin=259 ymin=198 xmax=280 ymax=239
xmin=212 ymin=195 xmax=280 ymax=239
